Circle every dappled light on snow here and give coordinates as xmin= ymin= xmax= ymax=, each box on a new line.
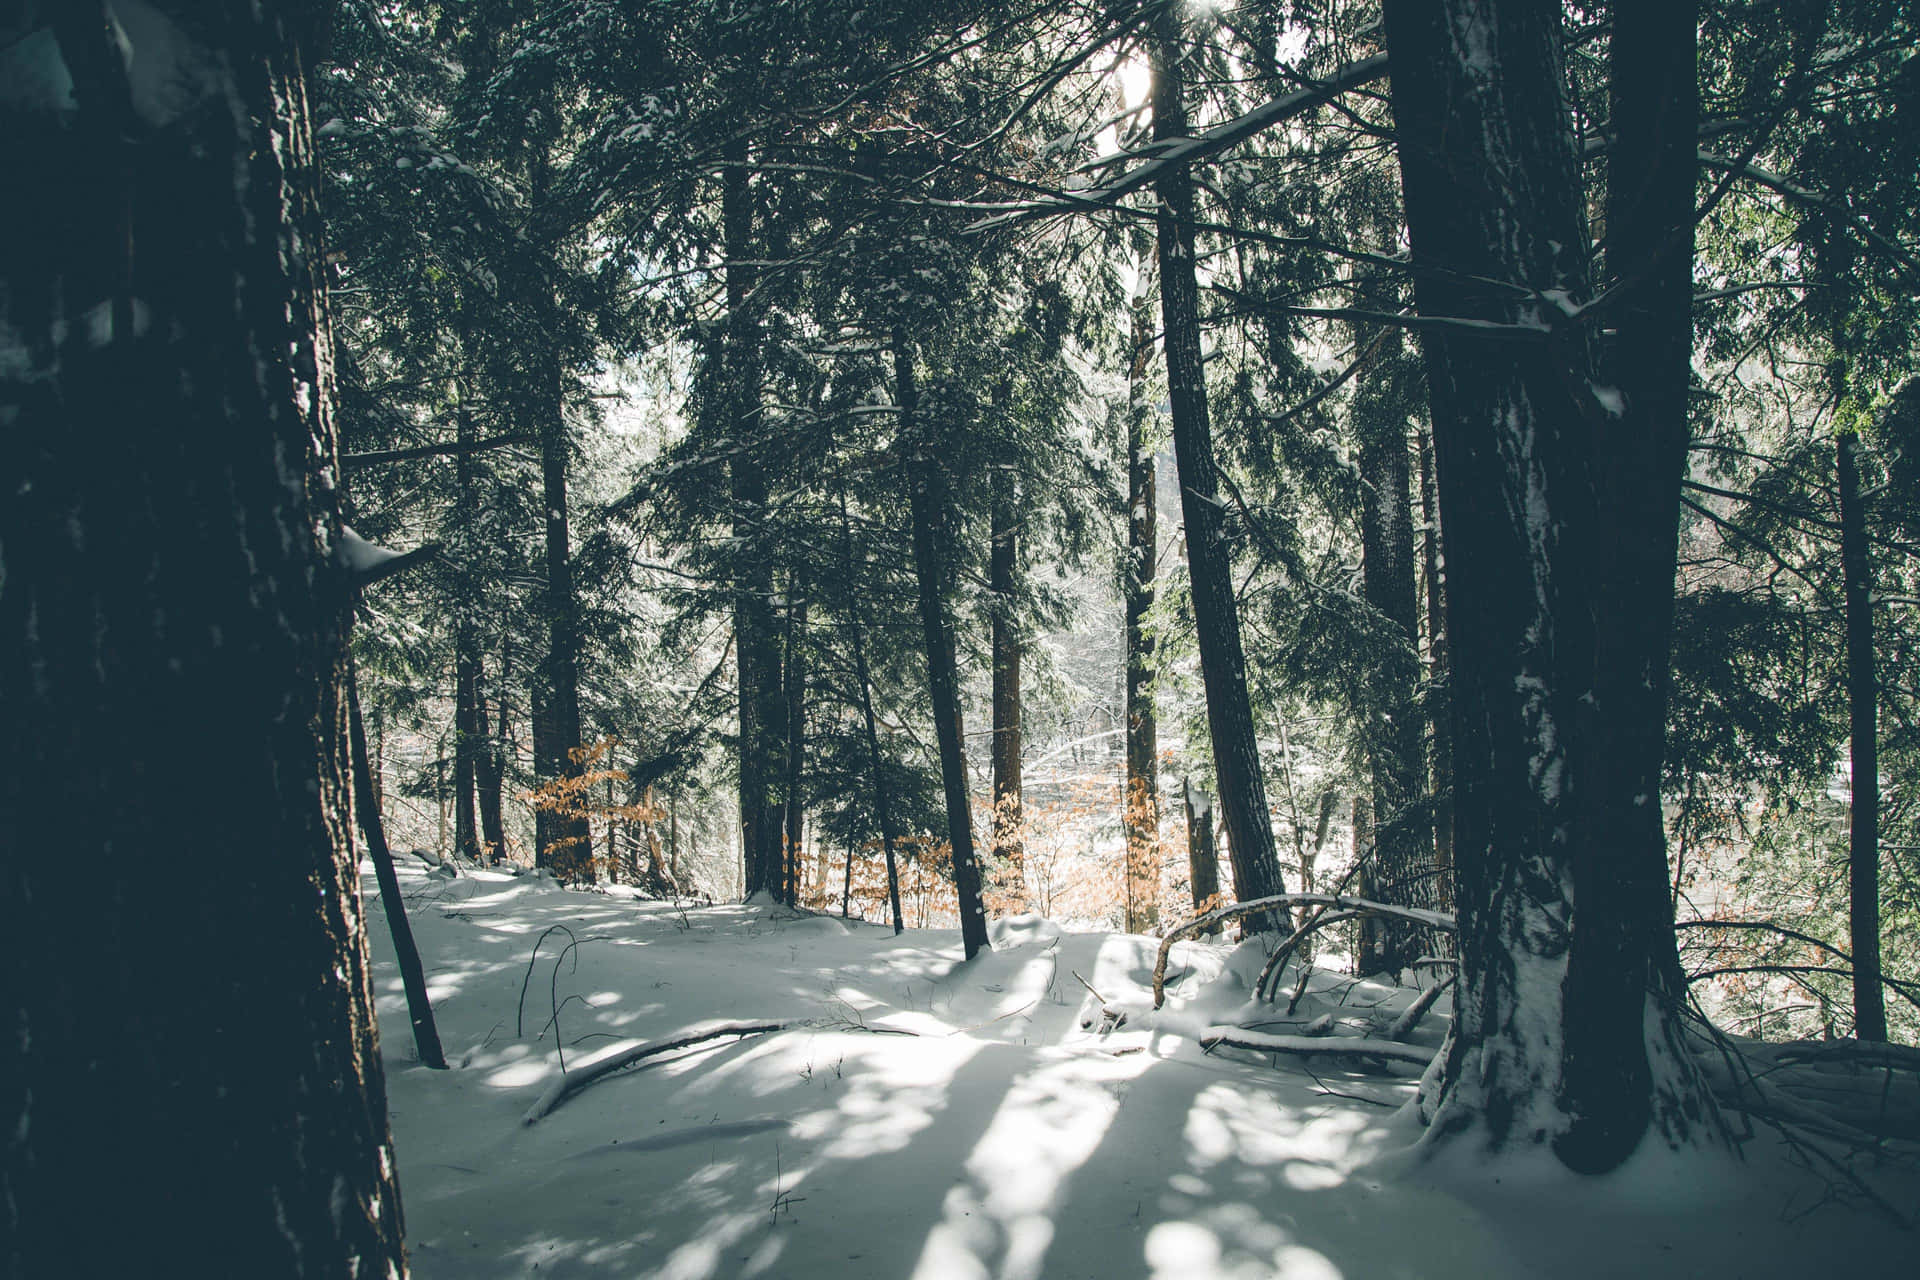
xmin=363 ymin=861 xmax=1916 ymax=1279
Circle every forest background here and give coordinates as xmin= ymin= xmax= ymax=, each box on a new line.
xmin=3 ymin=0 xmax=1918 ymax=1273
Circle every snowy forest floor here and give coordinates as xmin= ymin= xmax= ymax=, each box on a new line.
xmin=367 ymin=862 xmax=1915 ymax=1278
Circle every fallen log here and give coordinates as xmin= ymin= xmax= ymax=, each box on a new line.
xmin=523 ymin=1019 xmax=794 ymax=1124
xmin=1197 ymin=1025 xmax=1436 ymax=1070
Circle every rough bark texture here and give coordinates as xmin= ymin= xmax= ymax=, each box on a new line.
xmin=897 ymin=337 xmax=991 ymax=958
xmin=1839 ymin=432 xmax=1885 ymax=1041
xmin=1576 ymin=0 xmax=1718 ymax=1163
xmin=1125 ymin=293 xmax=1161 ymax=934
xmin=1383 ymin=0 xmax=1717 ymax=1172
xmin=0 ymin=4 xmax=409 ymax=1271
xmin=1151 ymin=9 xmax=1288 ymax=930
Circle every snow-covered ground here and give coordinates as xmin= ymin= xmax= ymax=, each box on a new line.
xmin=366 ymin=862 xmax=1912 ymax=1278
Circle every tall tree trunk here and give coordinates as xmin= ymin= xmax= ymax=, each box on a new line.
xmin=454 ymin=651 xmax=483 ymax=861
xmin=896 ymin=336 xmax=991 ymax=958
xmin=1353 ymin=327 xmax=1434 ymax=973
xmin=989 ymin=464 xmax=1025 ymax=906
xmin=349 ymin=666 xmax=447 ymax=1070
xmin=530 ymin=663 xmax=556 ymax=864
xmin=1417 ymin=425 xmax=1454 ymax=912
xmin=474 ymin=664 xmax=508 ymax=863
xmin=1150 ymin=9 xmax=1288 ymax=931
xmin=0 ymin=6 xmax=408 ymax=1269
xmin=1383 ymin=0 xmax=1718 ymax=1172
xmin=1125 ymin=292 xmax=1161 ymax=933
xmin=1577 ymin=0 xmax=1717 ymax=1161
xmin=782 ymin=590 xmax=809 ymax=908
xmin=452 ymin=394 xmax=483 ymax=863
xmin=838 ymin=490 xmax=906 ymax=934
xmin=1182 ymin=779 xmax=1222 ymax=935
xmin=536 ymin=362 xmax=590 ymax=880
xmin=1839 ymin=431 xmax=1885 ymax=1041
xmin=723 ymin=145 xmax=784 ymax=900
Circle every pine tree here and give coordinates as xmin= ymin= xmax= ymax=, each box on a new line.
xmin=2 ymin=3 xmax=408 ymax=1269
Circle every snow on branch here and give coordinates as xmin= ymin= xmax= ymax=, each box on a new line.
xmin=1154 ymin=893 xmax=1455 ymax=1009
xmin=337 ymin=527 xmax=439 ymax=587
xmin=965 ymin=54 xmax=1389 ymax=231
xmin=1198 ymin=1026 xmax=1435 ymax=1070
xmin=1700 ymin=151 xmax=1920 ymax=282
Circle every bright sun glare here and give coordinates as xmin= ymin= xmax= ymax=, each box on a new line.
xmin=1115 ymin=54 xmax=1151 ymax=111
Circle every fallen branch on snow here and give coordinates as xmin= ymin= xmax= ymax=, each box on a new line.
xmin=523 ymin=1019 xmax=794 ymax=1124
xmin=1153 ymin=893 xmax=1455 ymax=1009
xmin=1198 ymin=1025 xmax=1436 ymax=1069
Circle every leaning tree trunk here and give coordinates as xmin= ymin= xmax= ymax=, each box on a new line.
xmin=1838 ymin=431 xmax=1885 ymax=1041
xmin=896 ymin=336 xmax=991 ymax=959
xmin=349 ymin=667 xmax=448 ymax=1070
xmin=1383 ymin=0 xmax=1719 ymax=1173
xmin=1124 ymin=291 xmax=1162 ymax=934
xmin=0 ymin=5 xmax=408 ymax=1271
xmin=1150 ymin=9 xmax=1288 ymax=930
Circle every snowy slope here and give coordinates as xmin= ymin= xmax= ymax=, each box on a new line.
xmin=365 ymin=862 xmax=1912 ymax=1278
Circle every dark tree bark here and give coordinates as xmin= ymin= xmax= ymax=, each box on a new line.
xmin=1125 ymin=292 xmax=1162 ymax=934
xmin=990 ymin=468 xmax=1025 ymax=904
xmin=510 ymin=153 xmax=592 ymax=881
xmin=782 ymin=589 xmax=809 ymax=908
xmin=1151 ymin=8 xmax=1288 ymax=930
xmin=453 ymin=395 xmax=484 ymax=863
xmin=530 ymin=661 xmax=556 ymax=862
xmin=350 ymin=668 xmax=447 ymax=1070
xmin=454 ymin=646 xmax=483 ymax=860
xmin=1353 ymin=328 xmax=1434 ymax=973
xmin=1383 ymin=0 xmax=1718 ymax=1172
xmin=896 ymin=336 xmax=991 ymax=958
xmin=0 ymin=4 xmax=408 ymax=1271
xmin=1417 ymin=425 xmax=1454 ymax=912
xmin=1182 ymin=779 xmax=1222 ymax=935
xmin=723 ymin=146 xmax=784 ymax=900
xmin=838 ymin=490 xmax=906 ymax=933
xmin=474 ymin=664 xmax=508 ymax=863
xmin=536 ymin=362 xmax=591 ymax=880
xmin=1838 ymin=432 xmax=1885 ymax=1041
